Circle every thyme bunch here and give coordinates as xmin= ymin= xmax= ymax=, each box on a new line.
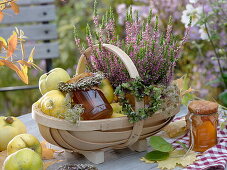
xmin=115 ymin=78 xmax=163 ymax=123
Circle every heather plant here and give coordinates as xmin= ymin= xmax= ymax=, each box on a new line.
xmin=74 ymin=3 xmax=190 ymax=88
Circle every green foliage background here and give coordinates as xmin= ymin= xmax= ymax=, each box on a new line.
xmin=0 ymin=0 xmax=134 ymax=116
xmin=0 ymin=0 xmax=224 ymax=116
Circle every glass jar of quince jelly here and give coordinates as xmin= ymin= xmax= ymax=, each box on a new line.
xmin=187 ymin=100 xmax=218 ymax=152
xmin=72 ymin=89 xmax=113 ymax=120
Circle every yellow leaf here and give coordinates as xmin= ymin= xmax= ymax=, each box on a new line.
xmin=19 ymin=63 xmax=28 ymax=78
xmin=7 ymin=32 xmax=18 ymax=57
xmin=157 ymin=157 xmax=178 ymax=169
xmin=173 ymin=76 xmax=184 ymax=91
xmin=140 ymin=157 xmax=154 ymax=164
xmin=174 ymin=75 xmax=195 ymax=97
xmin=28 ymin=47 xmax=35 ymax=62
xmin=181 ymin=87 xmax=195 ymax=97
xmin=0 ymin=11 xmax=4 ymax=22
xmin=0 ymin=36 xmax=7 ymax=49
xmin=140 ymin=150 xmax=197 ymax=169
xmin=41 ymin=141 xmax=57 ymax=160
xmin=17 ymin=60 xmax=32 ymax=67
xmin=0 ymin=37 xmax=7 ymax=47
xmin=0 ymin=4 xmax=6 ymax=11
xmin=10 ymin=2 xmax=20 ymax=14
xmin=0 ymin=60 xmax=28 ymax=84
xmin=157 ymin=150 xmax=197 ymax=169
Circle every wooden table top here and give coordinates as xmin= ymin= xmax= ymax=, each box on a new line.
xmin=19 ymin=106 xmax=188 ymax=170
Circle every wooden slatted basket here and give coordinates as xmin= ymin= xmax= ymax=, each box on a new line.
xmin=32 ymin=44 xmax=180 ymax=164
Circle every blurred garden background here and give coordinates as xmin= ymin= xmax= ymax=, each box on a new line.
xmin=0 ymin=0 xmax=226 ymax=116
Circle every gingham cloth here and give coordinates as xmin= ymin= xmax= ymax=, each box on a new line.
xmin=171 ymin=117 xmax=227 ymax=170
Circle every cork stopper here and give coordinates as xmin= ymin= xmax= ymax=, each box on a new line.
xmin=67 ymin=72 xmax=93 ymax=84
xmin=188 ymin=100 xmax=218 ymax=115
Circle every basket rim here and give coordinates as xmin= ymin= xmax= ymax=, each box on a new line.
xmin=32 ymin=102 xmax=180 ymax=131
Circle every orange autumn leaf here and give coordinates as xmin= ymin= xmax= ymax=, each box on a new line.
xmin=0 ymin=60 xmax=4 ymax=66
xmin=0 ymin=60 xmax=29 ymax=84
xmin=10 ymin=2 xmax=20 ymax=14
xmin=19 ymin=63 xmax=29 ymax=83
xmin=41 ymin=141 xmax=57 ymax=160
xmin=7 ymin=32 xmax=17 ymax=57
xmin=0 ymin=41 xmax=2 ymax=52
xmin=0 ymin=11 xmax=4 ymax=22
xmin=17 ymin=60 xmax=33 ymax=67
xmin=0 ymin=60 xmax=20 ymax=72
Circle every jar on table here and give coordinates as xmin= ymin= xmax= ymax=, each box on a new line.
xmin=187 ymin=100 xmax=218 ymax=152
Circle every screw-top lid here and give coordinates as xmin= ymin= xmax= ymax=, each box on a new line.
xmin=188 ymin=100 xmax=218 ymax=115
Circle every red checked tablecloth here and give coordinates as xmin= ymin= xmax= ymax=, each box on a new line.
xmin=172 ymin=117 xmax=227 ymax=170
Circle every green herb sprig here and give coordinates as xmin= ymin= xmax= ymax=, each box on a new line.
xmin=114 ymin=78 xmax=163 ymax=123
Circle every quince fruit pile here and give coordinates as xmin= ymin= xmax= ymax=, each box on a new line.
xmin=0 ymin=116 xmax=26 ymax=151
xmin=111 ymin=103 xmax=126 ymax=118
xmin=36 ymin=67 xmax=126 ymax=120
xmin=3 ymin=134 xmax=43 ymax=170
xmin=0 ymin=117 xmax=43 ymax=170
xmin=37 ymin=68 xmax=70 ymax=119
xmin=38 ymin=90 xmax=67 ymax=119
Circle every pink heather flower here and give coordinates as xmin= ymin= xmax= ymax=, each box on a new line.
xmin=74 ymin=5 xmax=190 ymax=87
xmin=93 ymin=16 xmax=99 ymax=27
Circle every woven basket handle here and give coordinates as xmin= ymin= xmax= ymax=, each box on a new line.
xmin=76 ymin=44 xmax=144 ymax=148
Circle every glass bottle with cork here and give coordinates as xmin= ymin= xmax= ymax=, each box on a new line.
xmin=186 ymin=100 xmax=218 ymax=152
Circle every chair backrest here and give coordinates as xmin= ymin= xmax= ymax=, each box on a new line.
xmin=0 ymin=0 xmax=59 ymax=91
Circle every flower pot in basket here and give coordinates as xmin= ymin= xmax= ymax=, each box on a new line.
xmin=32 ymin=44 xmax=180 ymax=164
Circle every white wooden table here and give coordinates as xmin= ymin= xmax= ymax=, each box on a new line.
xmin=18 ymin=106 xmax=188 ymax=170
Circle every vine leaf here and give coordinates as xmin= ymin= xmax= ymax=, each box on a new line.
xmin=141 ymin=150 xmax=197 ymax=169
xmin=157 ymin=150 xmax=197 ymax=169
xmin=144 ymin=150 xmax=169 ymax=161
xmin=150 ymin=136 xmax=173 ymax=152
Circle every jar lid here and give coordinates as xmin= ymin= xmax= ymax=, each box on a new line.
xmin=188 ymin=100 xmax=218 ymax=115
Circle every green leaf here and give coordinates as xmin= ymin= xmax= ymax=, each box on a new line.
xmin=175 ymin=141 xmax=188 ymax=151
xmin=145 ymin=150 xmax=169 ymax=161
xmin=206 ymin=78 xmax=222 ymax=86
xmin=150 ymin=136 xmax=173 ymax=152
xmin=218 ymin=91 xmax=227 ymax=107
xmin=182 ymin=93 xmax=194 ymax=105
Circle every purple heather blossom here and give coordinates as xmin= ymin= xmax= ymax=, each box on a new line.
xmin=75 ymin=5 xmax=190 ymax=87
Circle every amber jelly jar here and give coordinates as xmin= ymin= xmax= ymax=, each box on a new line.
xmin=187 ymin=100 xmax=218 ymax=152
xmin=72 ymin=89 xmax=113 ymax=120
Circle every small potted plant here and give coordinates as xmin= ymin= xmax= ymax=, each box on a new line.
xmin=32 ymin=1 xmax=190 ymax=164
